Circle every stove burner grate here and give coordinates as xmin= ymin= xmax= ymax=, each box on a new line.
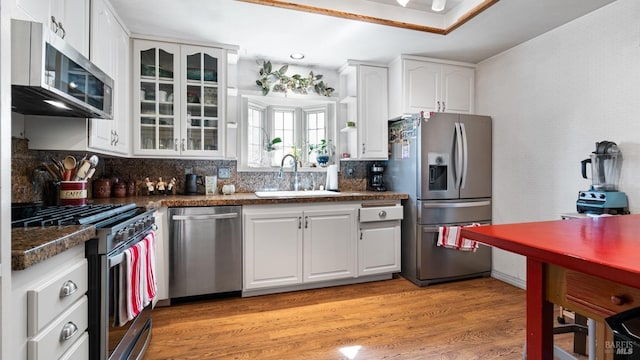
xmin=11 ymin=203 xmax=138 ymax=228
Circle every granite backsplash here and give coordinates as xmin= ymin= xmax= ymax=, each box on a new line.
xmin=12 ymin=137 xmax=381 ymax=204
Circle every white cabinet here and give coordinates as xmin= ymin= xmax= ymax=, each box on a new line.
xmin=339 ymin=62 xmax=388 ymax=160
xmin=14 ymin=0 xmax=90 ymax=56
xmin=12 ymin=245 xmax=88 ymax=360
xmin=358 ymin=205 xmax=402 ymax=276
xmin=243 ymin=204 xmax=357 ymax=291
xmin=132 ymin=39 xmax=226 ymax=158
xmin=388 ymin=56 xmax=475 ymax=118
xmin=153 ymin=207 xmax=169 ymax=303
xmin=303 ymin=208 xmax=356 ymax=283
xmin=89 ymin=0 xmax=130 ymax=155
xmin=243 ymin=210 xmax=303 ymax=290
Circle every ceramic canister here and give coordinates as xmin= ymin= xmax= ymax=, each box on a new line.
xmin=59 ymin=181 xmax=88 ymax=206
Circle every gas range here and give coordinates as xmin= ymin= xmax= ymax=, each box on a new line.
xmin=11 ymin=203 xmax=139 ymax=228
xmin=11 ymin=203 xmax=156 ymax=254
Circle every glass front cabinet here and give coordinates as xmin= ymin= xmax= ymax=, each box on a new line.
xmin=133 ymin=40 xmax=225 ymax=157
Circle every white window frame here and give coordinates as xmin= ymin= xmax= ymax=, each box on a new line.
xmin=239 ymin=95 xmax=337 ymax=172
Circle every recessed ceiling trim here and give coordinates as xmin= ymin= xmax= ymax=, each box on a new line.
xmin=236 ymin=0 xmax=499 ymax=35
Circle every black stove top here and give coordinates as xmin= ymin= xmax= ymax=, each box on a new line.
xmin=11 ymin=203 xmax=139 ymax=228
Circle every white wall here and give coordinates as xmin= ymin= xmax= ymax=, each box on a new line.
xmin=476 ymin=0 xmax=640 ymax=286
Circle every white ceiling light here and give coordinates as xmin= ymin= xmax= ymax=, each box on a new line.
xmin=290 ymin=52 xmax=305 ymax=60
xmin=432 ymin=0 xmax=446 ymax=12
xmin=396 ymin=0 xmax=409 ymax=7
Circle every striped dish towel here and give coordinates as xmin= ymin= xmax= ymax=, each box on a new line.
xmin=142 ymin=231 xmax=157 ymax=307
xmin=437 ymin=223 xmax=481 ymax=252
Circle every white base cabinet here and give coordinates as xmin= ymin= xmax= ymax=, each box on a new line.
xmin=358 ymin=222 xmax=401 ymax=276
xmin=11 ymin=245 xmax=88 ymax=360
xmin=243 ymin=201 xmax=401 ymax=295
xmin=303 ymin=208 xmax=356 ymax=282
xmin=153 ymin=207 xmax=169 ymax=303
xmin=244 ymin=209 xmax=303 ymax=289
xmin=243 ymin=204 xmax=357 ymax=291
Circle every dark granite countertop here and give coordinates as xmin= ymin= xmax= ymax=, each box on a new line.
xmin=92 ymin=191 xmax=408 ymax=207
xmin=12 ymin=225 xmax=96 ymax=271
xmin=13 ymin=191 xmax=407 ymax=271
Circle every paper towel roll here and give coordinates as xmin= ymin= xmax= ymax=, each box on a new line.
xmin=325 ymin=165 xmax=338 ymax=190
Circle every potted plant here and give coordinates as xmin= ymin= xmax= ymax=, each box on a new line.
xmin=261 ymin=128 xmax=282 ymax=167
xmin=308 ymin=139 xmax=332 ymax=167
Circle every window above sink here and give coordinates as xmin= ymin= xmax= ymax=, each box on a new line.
xmin=239 ymin=94 xmax=338 ymax=172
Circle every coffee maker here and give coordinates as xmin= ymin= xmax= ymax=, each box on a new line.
xmin=577 ymin=141 xmax=629 ymax=214
xmin=368 ymin=163 xmax=386 ymax=191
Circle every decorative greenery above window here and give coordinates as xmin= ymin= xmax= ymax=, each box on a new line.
xmin=256 ymin=60 xmax=335 ymax=97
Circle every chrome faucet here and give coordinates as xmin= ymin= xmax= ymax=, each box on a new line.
xmin=279 ymin=154 xmax=299 ymax=191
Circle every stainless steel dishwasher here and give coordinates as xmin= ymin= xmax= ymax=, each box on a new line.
xmin=168 ymin=206 xmax=242 ymax=299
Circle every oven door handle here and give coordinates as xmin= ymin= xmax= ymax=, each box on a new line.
xmin=109 ymin=252 xmax=125 ymax=268
xmin=171 ymin=213 xmax=239 ymax=221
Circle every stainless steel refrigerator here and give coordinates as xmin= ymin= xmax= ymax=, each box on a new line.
xmin=386 ymin=112 xmax=492 ymax=286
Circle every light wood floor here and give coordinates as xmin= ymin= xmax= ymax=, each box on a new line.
xmin=145 ymin=276 xmax=586 ymax=359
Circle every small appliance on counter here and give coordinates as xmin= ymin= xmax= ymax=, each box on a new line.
xmin=368 ymin=163 xmax=386 ymax=191
xmin=577 ymin=141 xmax=629 ymax=215
xmin=184 ymin=174 xmax=204 ymax=195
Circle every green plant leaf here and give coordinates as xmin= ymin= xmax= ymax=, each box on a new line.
xmin=265 ymin=61 xmax=272 ymax=74
xmin=271 ymin=137 xmax=282 ymax=145
xmin=278 ymin=64 xmax=288 ymax=75
xmin=316 ymin=74 xmax=323 ymax=80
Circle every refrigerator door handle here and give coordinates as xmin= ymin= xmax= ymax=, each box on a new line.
xmin=460 ymin=122 xmax=469 ymax=189
xmin=422 ymin=200 xmax=491 ymax=209
xmin=454 ymin=122 xmax=464 ymax=189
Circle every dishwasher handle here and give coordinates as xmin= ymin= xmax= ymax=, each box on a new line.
xmin=172 ymin=213 xmax=239 ymax=221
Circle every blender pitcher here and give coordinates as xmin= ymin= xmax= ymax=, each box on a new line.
xmin=581 ymin=141 xmax=623 ymax=191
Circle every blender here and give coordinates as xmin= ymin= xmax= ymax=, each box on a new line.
xmin=577 ymin=141 xmax=629 ymax=214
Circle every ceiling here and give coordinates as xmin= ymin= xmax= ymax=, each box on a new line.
xmin=109 ymin=0 xmax=616 ymax=69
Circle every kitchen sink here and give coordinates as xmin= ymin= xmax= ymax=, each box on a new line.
xmin=254 ymin=190 xmax=341 ymax=198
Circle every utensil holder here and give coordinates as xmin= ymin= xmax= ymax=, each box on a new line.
xmin=59 ymin=181 xmax=88 ymax=206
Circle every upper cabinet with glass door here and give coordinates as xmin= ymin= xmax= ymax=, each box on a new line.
xmin=181 ymin=45 xmax=224 ymax=157
xmin=132 ymin=40 xmax=225 ymax=157
xmin=133 ymin=40 xmax=180 ymax=156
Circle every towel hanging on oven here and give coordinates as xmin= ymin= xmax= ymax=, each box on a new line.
xmin=116 ymin=231 xmax=157 ymax=326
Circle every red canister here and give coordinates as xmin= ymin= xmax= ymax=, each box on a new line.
xmin=59 ymin=181 xmax=88 ymax=205
xmin=93 ymin=178 xmax=112 ymax=198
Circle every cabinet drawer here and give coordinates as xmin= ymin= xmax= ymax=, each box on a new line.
xmin=566 ymin=270 xmax=640 ymax=318
xmin=359 ymin=206 xmax=403 ymax=222
xmin=28 ymin=296 xmax=88 ymax=360
xmin=58 ymin=332 xmax=88 ymax=360
xmin=27 ymin=259 xmax=88 ymax=336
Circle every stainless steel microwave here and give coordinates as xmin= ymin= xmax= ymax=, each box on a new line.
xmin=11 ymin=19 xmax=114 ymax=119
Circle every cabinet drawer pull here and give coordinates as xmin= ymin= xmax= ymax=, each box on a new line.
xmin=611 ymin=295 xmax=627 ymax=306
xmin=60 ymin=322 xmax=79 ymax=342
xmin=60 ymin=280 xmax=78 ymax=298
xmin=378 ymin=210 xmax=387 ymax=218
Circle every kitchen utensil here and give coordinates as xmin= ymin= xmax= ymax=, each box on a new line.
xmin=41 ymin=163 xmax=60 ymax=181
xmin=85 ymin=168 xmax=96 ymax=180
xmin=89 ymin=155 xmax=99 ymax=168
xmin=63 ymin=156 xmax=76 ymax=181
xmin=74 ymin=160 xmax=92 ymax=181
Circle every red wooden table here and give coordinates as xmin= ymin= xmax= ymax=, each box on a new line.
xmin=461 ymin=215 xmax=640 ymax=359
